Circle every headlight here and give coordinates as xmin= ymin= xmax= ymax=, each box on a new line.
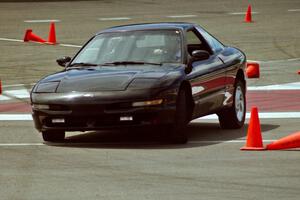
xmin=32 ymin=104 xmax=50 ymax=110
xmin=132 ymin=99 xmax=163 ymax=107
xmin=128 ymin=75 xmax=179 ymax=90
xmin=35 ymin=81 xmax=60 ymax=93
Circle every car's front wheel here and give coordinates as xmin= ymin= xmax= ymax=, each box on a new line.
xmin=169 ymin=89 xmax=188 ymax=144
xmin=218 ymin=80 xmax=246 ymax=129
xmin=42 ymin=130 xmax=65 ymax=142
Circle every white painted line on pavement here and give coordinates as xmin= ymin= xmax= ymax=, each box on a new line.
xmin=0 ymin=114 xmax=33 ymax=121
xmin=248 ymin=82 xmax=300 ymax=90
xmin=193 ymin=112 xmax=300 ymax=121
xmin=247 ymin=59 xmax=260 ymax=63
xmin=59 ymin=43 xmax=82 ymax=48
xmin=0 ymin=89 xmax=30 ymax=100
xmin=248 ymin=57 xmax=300 ymax=63
xmin=5 ymin=89 xmax=30 ymax=98
xmin=288 ymin=9 xmax=300 ymax=12
xmin=228 ymin=12 xmax=258 ymax=15
xmin=98 ymin=17 xmax=131 ymax=21
xmin=1 ymin=112 xmax=300 ymax=121
xmin=0 ymin=37 xmax=23 ymax=42
xmin=255 ymin=112 xmax=300 ymax=119
xmin=0 ymin=96 xmax=10 ymax=101
xmin=260 ymin=57 xmax=300 ymax=63
xmin=0 ymin=89 xmax=30 ymax=101
xmin=287 ymin=58 xmax=300 ymax=61
xmin=189 ymin=139 xmax=276 ymax=144
xmin=0 ymin=143 xmax=44 ymax=146
xmin=166 ymin=15 xmax=197 ymax=18
xmin=0 ymin=140 xmax=278 ymax=146
xmin=24 ymin=19 xmax=61 ymax=23
xmin=2 ymin=83 xmax=36 ymax=88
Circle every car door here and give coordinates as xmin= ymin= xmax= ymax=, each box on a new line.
xmin=197 ymin=26 xmax=245 ymax=107
xmin=185 ymin=27 xmax=226 ymax=118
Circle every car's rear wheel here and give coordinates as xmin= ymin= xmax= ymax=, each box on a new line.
xmin=169 ymin=89 xmax=188 ymax=144
xmin=218 ymin=80 xmax=246 ymax=129
xmin=42 ymin=130 xmax=65 ymax=142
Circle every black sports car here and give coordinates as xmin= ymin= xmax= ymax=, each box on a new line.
xmin=31 ymin=22 xmax=247 ymax=143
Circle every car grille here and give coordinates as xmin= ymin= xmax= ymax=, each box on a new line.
xmin=44 ymin=114 xmax=157 ymax=128
xmin=47 ymin=103 xmax=131 ymax=114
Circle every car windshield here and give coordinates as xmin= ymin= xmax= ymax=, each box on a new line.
xmin=71 ymin=30 xmax=182 ymax=66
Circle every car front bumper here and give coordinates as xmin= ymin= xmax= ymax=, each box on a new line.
xmin=32 ymin=104 xmax=176 ymax=131
xmin=31 ymin=89 xmax=178 ymax=132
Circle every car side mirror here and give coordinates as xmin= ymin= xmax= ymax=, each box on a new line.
xmin=56 ymin=56 xmax=71 ymax=67
xmin=191 ymin=50 xmax=210 ymax=61
xmin=185 ymin=50 xmax=210 ymax=74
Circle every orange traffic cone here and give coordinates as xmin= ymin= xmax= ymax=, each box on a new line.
xmin=267 ymin=131 xmax=300 ymax=150
xmin=246 ymin=62 xmax=260 ymax=78
xmin=23 ymin=29 xmax=47 ymax=43
xmin=298 ymin=70 xmax=300 ymax=75
xmin=241 ymin=107 xmax=265 ymax=150
xmin=244 ymin=5 xmax=252 ymax=23
xmin=47 ymin=22 xmax=57 ymax=45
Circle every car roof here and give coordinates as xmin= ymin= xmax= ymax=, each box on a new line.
xmin=96 ymin=22 xmax=196 ymax=34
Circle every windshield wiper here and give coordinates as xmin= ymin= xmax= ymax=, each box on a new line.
xmin=102 ymin=61 xmax=162 ymax=66
xmin=68 ymin=62 xmax=98 ymax=67
xmin=67 ymin=61 xmax=162 ymax=70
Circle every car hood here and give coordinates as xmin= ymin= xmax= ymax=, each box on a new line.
xmin=36 ymin=64 xmax=182 ymax=92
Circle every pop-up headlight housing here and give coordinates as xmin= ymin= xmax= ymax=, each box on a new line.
xmin=35 ymin=81 xmax=60 ymax=93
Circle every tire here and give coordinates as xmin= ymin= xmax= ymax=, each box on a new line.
xmin=42 ymin=130 xmax=65 ymax=142
xmin=170 ymin=89 xmax=188 ymax=144
xmin=218 ymin=80 xmax=246 ymax=129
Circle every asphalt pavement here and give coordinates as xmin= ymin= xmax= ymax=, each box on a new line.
xmin=0 ymin=0 xmax=300 ymax=199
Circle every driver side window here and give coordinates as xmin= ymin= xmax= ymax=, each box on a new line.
xmin=186 ymin=30 xmax=211 ymax=56
xmin=196 ymin=27 xmax=224 ymax=53
xmin=187 ymin=31 xmax=202 ymax=45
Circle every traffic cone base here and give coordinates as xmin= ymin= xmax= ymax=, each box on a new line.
xmin=23 ymin=29 xmax=46 ymax=43
xmin=240 ymin=146 xmax=266 ymax=151
xmin=240 ymin=107 xmax=265 ymax=151
xmin=45 ymin=41 xmax=56 ymax=45
xmin=267 ymin=131 xmax=300 ymax=150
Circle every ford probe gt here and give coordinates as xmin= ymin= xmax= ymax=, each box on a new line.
xmin=31 ymin=22 xmax=247 ymax=143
